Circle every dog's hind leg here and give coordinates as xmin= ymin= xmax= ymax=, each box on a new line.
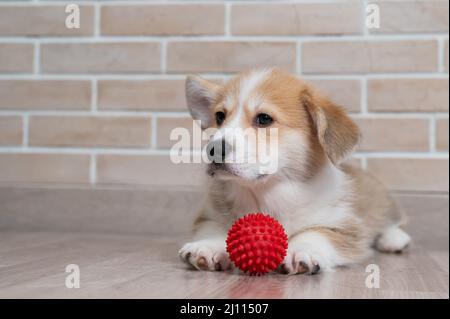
xmin=375 ymin=225 xmax=411 ymax=253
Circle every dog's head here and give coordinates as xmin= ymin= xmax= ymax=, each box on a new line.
xmin=185 ymin=68 xmax=359 ymax=184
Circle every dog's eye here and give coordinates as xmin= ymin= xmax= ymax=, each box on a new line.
xmin=255 ymin=113 xmax=273 ymax=127
xmin=216 ymin=111 xmax=226 ymax=126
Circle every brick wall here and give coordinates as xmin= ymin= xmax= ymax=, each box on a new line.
xmin=0 ymin=0 xmax=448 ymax=194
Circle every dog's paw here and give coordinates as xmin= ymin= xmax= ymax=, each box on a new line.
xmin=279 ymin=249 xmax=324 ymax=275
xmin=179 ymin=239 xmax=231 ymax=271
xmin=375 ymin=226 xmax=411 ymax=253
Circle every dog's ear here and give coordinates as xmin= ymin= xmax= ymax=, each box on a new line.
xmin=185 ymin=75 xmax=221 ymax=129
xmin=302 ymin=86 xmax=360 ymax=165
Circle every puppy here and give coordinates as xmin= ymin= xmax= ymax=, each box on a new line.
xmin=179 ymin=68 xmax=411 ymax=275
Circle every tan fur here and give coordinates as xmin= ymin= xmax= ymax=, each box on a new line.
xmin=181 ymin=68 xmax=410 ymax=274
xmin=341 ymin=163 xmax=407 ymax=236
xmin=192 ymin=213 xmax=210 ymax=232
xmin=301 ymin=85 xmax=360 ymax=165
xmin=290 ymin=164 xmax=408 ymax=262
xmin=257 ymin=70 xmax=329 ymax=179
xmin=290 ymin=222 xmax=371 ymax=262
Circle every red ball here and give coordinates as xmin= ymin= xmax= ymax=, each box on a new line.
xmin=226 ymin=213 xmax=288 ymax=276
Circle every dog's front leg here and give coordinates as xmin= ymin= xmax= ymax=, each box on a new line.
xmin=179 ymin=217 xmax=231 ymax=271
xmin=279 ymin=227 xmax=368 ymax=275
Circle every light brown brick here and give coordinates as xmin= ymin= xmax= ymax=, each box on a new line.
xmin=0 ymin=117 xmax=22 ymax=146
xmin=0 ymin=6 xmax=94 ymax=36
xmin=101 ymin=4 xmax=224 ymax=36
xmin=232 ymin=3 xmax=362 ymax=35
xmin=369 ymin=1 xmax=449 ymax=34
xmin=302 ymin=40 xmax=438 ymax=74
xmin=0 ymin=80 xmax=91 ymax=110
xmin=368 ymin=79 xmax=449 ymax=112
xmin=29 ymin=116 xmax=152 ymax=148
xmin=307 ymin=79 xmax=361 ymax=113
xmin=354 ymin=118 xmax=429 ymax=152
xmin=97 ymin=154 xmax=206 ymax=186
xmin=436 ymin=119 xmax=449 ymax=151
xmin=367 ymin=158 xmax=449 ymax=192
xmin=41 ymin=43 xmax=161 ymax=74
xmin=167 ymin=42 xmax=296 ymax=73
xmin=98 ymin=80 xmax=186 ymax=111
xmin=0 ymin=44 xmax=33 ymax=73
xmin=0 ymin=154 xmax=90 ymax=184
xmin=444 ymin=40 xmax=449 ymax=73
xmin=156 ymin=117 xmax=205 ymax=150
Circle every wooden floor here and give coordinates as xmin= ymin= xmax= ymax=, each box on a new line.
xmin=0 ymin=231 xmax=448 ymax=299
xmin=0 ymin=188 xmax=448 ymax=298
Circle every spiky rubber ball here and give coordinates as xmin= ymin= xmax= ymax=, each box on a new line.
xmin=226 ymin=213 xmax=288 ymax=276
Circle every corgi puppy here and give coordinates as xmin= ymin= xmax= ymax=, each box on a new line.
xmin=179 ymin=68 xmax=411 ymax=275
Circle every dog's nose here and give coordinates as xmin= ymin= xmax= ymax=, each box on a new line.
xmin=207 ymin=138 xmax=229 ymax=164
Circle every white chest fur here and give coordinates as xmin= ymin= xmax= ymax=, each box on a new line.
xmin=222 ymin=163 xmax=355 ymax=236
